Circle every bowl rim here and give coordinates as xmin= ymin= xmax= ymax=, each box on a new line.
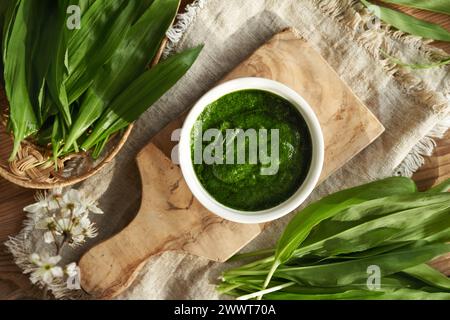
xmin=179 ymin=77 xmax=324 ymax=224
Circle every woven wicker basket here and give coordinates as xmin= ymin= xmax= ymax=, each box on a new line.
xmin=0 ymin=40 xmax=167 ymax=190
xmin=0 ymin=90 xmax=133 ymax=190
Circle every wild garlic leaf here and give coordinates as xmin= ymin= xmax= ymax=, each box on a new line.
xmin=64 ymin=0 xmax=180 ymax=152
xmin=3 ymin=0 xmax=38 ymax=160
xmin=362 ymin=0 xmax=450 ymax=42
xmin=0 ymin=1 xmax=9 ymax=28
xmin=294 ymin=193 xmax=450 ymax=258
xmin=403 ymin=264 xmax=450 ymax=291
xmin=272 ymin=178 xmax=417 ymax=266
xmin=276 ymin=243 xmax=450 ymax=287
xmin=261 ymin=290 xmax=385 ymax=300
xmin=234 ymin=272 xmax=444 ymax=299
xmin=92 ymin=133 xmax=111 ymax=160
xmin=1 ymin=0 xmax=19 ymax=62
xmin=26 ymin=1 xmax=60 ymax=125
xmin=225 ymin=243 xmax=450 ymax=288
xmin=82 ymin=45 xmax=203 ymax=150
xmin=65 ymin=0 xmax=142 ymax=103
xmin=380 ymin=0 xmax=450 ymax=16
xmin=51 ymin=115 xmax=65 ymax=165
xmin=356 ymin=288 xmax=450 ymax=300
xmin=0 ymin=0 xmax=12 ymax=76
xmin=45 ymin=0 xmax=72 ymax=127
xmin=263 ymin=287 xmax=450 ymax=300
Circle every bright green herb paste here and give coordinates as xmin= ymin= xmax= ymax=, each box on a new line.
xmin=192 ymin=90 xmax=312 ymax=211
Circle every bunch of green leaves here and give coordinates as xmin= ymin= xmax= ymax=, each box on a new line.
xmin=1 ymin=0 xmax=202 ymax=162
xmin=361 ymin=0 xmax=450 ymax=69
xmin=218 ymin=177 xmax=450 ymax=300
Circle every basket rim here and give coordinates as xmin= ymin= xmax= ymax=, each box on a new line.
xmin=0 ymin=124 xmax=134 ymax=190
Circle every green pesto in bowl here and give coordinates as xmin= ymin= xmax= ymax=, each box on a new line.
xmin=191 ymin=89 xmax=312 ymax=211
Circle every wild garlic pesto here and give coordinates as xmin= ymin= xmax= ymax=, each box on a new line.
xmin=191 ymin=90 xmax=312 ymax=211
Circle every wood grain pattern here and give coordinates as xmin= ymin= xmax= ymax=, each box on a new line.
xmin=1 ymin=3 xmax=449 ymax=300
xmin=78 ymin=28 xmax=384 ymax=299
xmin=0 ymin=184 xmax=39 ymax=300
xmin=414 ymin=131 xmax=450 ymax=276
xmin=414 ymin=131 xmax=450 ymax=192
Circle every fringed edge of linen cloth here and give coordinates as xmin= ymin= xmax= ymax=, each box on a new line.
xmin=163 ymin=0 xmax=209 ymax=58
xmin=309 ymin=0 xmax=450 ymax=177
xmin=394 ymin=116 xmax=450 ymax=177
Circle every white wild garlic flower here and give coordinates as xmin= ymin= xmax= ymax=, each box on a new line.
xmin=16 ymin=187 xmax=103 ymax=296
xmin=32 ymin=188 xmax=101 ymax=248
xmin=29 ymin=253 xmax=64 ymax=285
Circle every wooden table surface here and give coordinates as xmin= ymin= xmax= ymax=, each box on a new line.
xmin=0 ymin=2 xmax=449 ymax=300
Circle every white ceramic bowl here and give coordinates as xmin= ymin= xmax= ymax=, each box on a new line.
xmin=179 ymin=77 xmax=324 ymax=224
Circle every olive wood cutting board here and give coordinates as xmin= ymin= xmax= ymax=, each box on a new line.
xmin=79 ymin=28 xmax=385 ymax=299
